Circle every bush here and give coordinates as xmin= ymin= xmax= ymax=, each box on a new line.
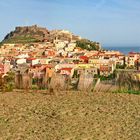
xmin=76 ymin=39 xmax=99 ymax=51
xmin=2 ymin=72 xmax=15 ymax=92
xmin=116 ymin=64 xmax=126 ymax=69
xmin=94 ymin=74 xmax=115 ymax=81
xmin=113 ymin=89 xmax=140 ymax=95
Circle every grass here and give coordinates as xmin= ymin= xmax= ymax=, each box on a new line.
xmin=113 ymin=89 xmax=140 ymax=95
xmin=2 ymin=36 xmax=40 ymax=44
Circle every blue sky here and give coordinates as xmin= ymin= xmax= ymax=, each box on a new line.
xmin=0 ymin=0 xmax=140 ymax=47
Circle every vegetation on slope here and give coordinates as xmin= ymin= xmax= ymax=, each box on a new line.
xmin=2 ymin=36 xmax=40 ymax=44
xmin=1 ymin=25 xmax=48 ymax=44
xmin=76 ymin=39 xmax=100 ymax=51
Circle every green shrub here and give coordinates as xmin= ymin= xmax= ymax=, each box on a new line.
xmin=113 ymin=89 xmax=140 ymax=95
xmin=2 ymin=72 xmax=15 ymax=92
xmin=76 ymin=39 xmax=99 ymax=51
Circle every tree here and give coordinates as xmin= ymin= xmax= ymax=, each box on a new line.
xmin=76 ymin=39 xmax=99 ymax=51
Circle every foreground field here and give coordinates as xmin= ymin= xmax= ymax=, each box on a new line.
xmin=0 ymin=91 xmax=139 ymax=140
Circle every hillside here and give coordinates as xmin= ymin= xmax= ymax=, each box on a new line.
xmin=1 ymin=25 xmax=81 ymax=44
xmin=0 ymin=91 xmax=139 ymax=139
xmin=1 ymin=25 xmax=101 ymax=50
xmin=2 ymin=25 xmax=50 ymax=43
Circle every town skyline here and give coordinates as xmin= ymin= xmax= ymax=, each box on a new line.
xmin=1 ymin=0 xmax=140 ymax=47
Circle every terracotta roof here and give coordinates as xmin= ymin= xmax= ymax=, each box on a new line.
xmin=26 ymin=58 xmax=36 ymax=61
xmin=129 ymin=52 xmax=138 ymax=54
xmin=100 ymin=65 xmax=110 ymax=71
xmin=60 ymin=68 xmax=72 ymax=71
xmin=79 ymin=55 xmax=88 ymax=59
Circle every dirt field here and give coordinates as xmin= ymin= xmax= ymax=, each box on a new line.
xmin=0 ymin=91 xmax=139 ymax=140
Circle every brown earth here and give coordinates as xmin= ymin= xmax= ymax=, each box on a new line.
xmin=0 ymin=91 xmax=139 ymax=140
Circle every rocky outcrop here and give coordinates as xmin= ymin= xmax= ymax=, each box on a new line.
xmin=2 ymin=25 xmax=50 ymax=43
xmin=2 ymin=25 xmax=82 ymax=44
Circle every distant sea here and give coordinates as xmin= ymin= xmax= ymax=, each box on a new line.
xmin=104 ymin=46 xmax=140 ymax=55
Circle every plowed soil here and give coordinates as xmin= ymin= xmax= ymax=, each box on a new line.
xmin=0 ymin=91 xmax=139 ymax=140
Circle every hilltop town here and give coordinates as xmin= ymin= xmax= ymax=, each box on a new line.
xmin=0 ymin=25 xmax=140 ymax=92
xmin=1 ymin=0 xmax=140 ymax=138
